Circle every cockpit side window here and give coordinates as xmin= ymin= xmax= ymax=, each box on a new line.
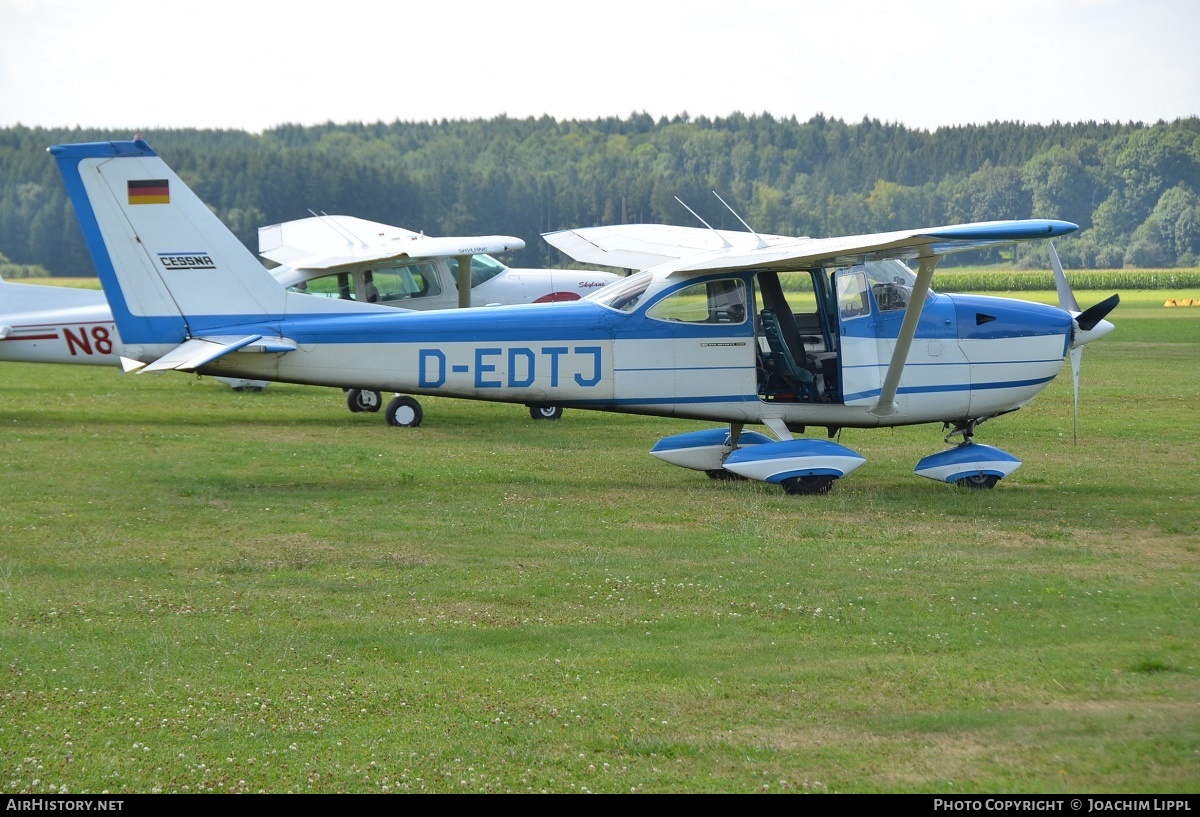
xmin=647 ymin=279 xmax=747 ymax=324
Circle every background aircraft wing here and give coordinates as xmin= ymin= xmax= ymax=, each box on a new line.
xmin=261 ymin=215 xmax=524 ymax=270
xmin=259 ymin=216 xmax=421 ymax=266
xmin=0 ymin=276 xmax=108 ymax=312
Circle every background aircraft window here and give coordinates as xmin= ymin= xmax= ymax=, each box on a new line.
xmin=288 ymin=272 xmax=355 ymax=300
xmin=372 ymin=264 xmax=442 ymax=303
xmin=469 ymin=255 xmax=508 ymax=287
xmin=648 ymin=279 xmax=747 ymax=323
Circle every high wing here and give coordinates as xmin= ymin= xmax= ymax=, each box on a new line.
xmin=543 ymin=224 xmax=795 ymax=270
xmin=260 ymin=214 xmax=525 ymax=271
xmin=545 ymin=220 xmax=1076 ymax=274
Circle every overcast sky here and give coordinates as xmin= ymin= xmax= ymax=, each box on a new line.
xmin=1 ymin=0 xmax=1196 ymax=133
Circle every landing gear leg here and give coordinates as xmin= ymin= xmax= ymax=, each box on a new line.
xmin=706 ymin=423 xmax=749 ymax=480
xmin=944 ymin=417 xmax=983 ymax=444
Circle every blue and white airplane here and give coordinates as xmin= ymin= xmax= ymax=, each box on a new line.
xmin=49 ymin=138 xmax=1118 ymax=493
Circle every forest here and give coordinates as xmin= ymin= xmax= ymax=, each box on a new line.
xmin=1 ymin=114 xmax=1198 ymax=275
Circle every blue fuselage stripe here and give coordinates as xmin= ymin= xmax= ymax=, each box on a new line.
xmin=842 ymin=375 xmax=1057 ymax=403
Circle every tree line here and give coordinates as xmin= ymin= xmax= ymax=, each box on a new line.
xmin=1 ymin=114 xmax=1198 ymax=276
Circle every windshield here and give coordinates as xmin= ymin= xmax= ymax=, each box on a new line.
xmin=864 ymin=259 xmax=917 ymax=288
xmin=587 ymin=270 xmax=653 ymax=312
xmin=863 ymin=259 xmax=923 ymax=312
xmin=468 ymin=254 xmax=508 ymax=287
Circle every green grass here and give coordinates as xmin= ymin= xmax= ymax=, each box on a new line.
xmin=0 ymin=294 xmax=1196 ymax=793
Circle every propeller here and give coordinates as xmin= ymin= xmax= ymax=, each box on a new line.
xmin=1047 ymin=243 xmax=1119 ymax=443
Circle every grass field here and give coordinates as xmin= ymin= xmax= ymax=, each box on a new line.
xmin=0 ymin=289 xmax=1196 ymax=793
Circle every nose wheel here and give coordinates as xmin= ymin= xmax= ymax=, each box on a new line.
xmin=915 ymin=428 xmax=1021 ymax=488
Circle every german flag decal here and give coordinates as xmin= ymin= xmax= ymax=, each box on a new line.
xmin=128 ymin=179 xmax=169 ymax=205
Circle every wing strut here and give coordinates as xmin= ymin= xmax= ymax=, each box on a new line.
xmin=456 ymin=255 xmax=471 ymax=309
xmin=871 ymin=254 xmax=940 ymax=417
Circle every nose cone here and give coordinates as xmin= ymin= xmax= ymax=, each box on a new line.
xmin=1072 ymin=317 xmax=1115 ymax=348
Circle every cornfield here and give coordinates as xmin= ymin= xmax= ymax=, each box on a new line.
xmin=924 ymin=268 xmax=1200 ymax=291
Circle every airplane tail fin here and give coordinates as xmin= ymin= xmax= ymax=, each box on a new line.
xmin=49 ymin=140 xmax=286 ymax=347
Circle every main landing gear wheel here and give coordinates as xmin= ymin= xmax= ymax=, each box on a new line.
xmin=955 ymin=474 xmax=999 ymax=490
xmin=528 ymin=405 xmax=564 ymax=421
xmin=385 ymin=395 xmax=423 ymax=428
xmin=347 ymin=389 xmax=383 ymax=413
xmin=705 ymin=469 xmax=747 ymax=481
xmin=780 ymin=475 xmax=836 ymax=495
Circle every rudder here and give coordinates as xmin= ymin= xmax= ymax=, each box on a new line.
xmin=50 ymin=139 xmax=286 ymax=347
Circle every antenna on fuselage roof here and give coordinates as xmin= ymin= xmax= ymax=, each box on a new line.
xmin=674 ymin=196 xmax=732 ymax=248
xmin=712 ymin=191 xmax=768 ymax=249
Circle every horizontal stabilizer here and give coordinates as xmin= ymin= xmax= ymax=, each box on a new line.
xmin=139 ymin=335 xmax=296 ymax=373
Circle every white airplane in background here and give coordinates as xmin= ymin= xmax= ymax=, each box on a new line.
xmin=259 ymin=214 xmax=618 ymax=417
xmin=50 ymin=138 xmax=1118 ymax=494
xmin=0 ymin=213 xmax=618 ymax=420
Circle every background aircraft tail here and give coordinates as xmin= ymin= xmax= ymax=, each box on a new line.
xmin=49 ymin=140 xmax=287 ymax=346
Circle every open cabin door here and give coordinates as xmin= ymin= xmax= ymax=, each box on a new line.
xmin=833 ymin=263 xmax=971 ymax=415
xmin=754 ymin=270 xmax=840 ymax=404
xmin=833 ymin=267 xmax=887 ymax=406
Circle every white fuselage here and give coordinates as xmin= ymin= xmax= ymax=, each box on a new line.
xmin=184 ymin=279 xmax=1072 ymax=430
